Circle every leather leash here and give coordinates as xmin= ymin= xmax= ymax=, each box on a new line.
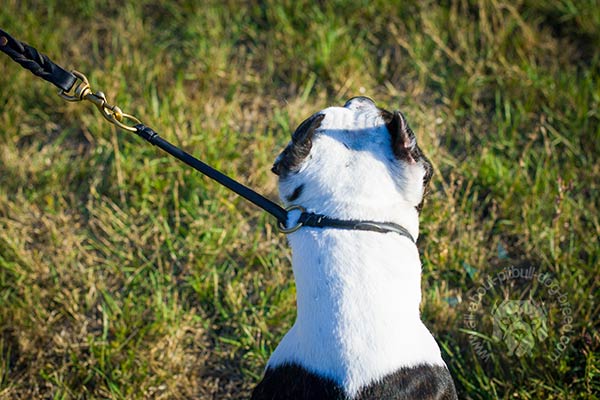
xmin=0 ymin=28 xmax=415 ymax=243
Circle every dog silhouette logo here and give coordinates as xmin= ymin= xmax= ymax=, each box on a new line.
xmin=492 ymin=300 xmax=548 ymax=357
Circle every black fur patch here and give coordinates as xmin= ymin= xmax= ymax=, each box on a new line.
xmin=286 ymin=184 xmax=305 ymax=202
xmin=272 ymin=113 xmax=325 ymax=177
xmin=252 ymin=364 xmax=344 ymax=400
xmin=252 ymin=363 xmax=458 ymax=400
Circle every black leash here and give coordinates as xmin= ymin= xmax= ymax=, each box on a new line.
xmin=0 ymin=28 xmax=415 ymax=243
xmin=134 ymin=124 xmax=288 ymax=223
xmin=0 ymin=29 xmax=76 ymax=92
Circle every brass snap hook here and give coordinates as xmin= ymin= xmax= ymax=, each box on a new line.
xmin=58 ymin=71 xmax=141 ymax=132
xmin=59 ymin=70 xmax=91 ymax=101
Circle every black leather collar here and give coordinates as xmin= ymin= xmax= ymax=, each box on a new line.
xmin=280 ymin=207 xmax=415 ymax=243
xmin=301 ymin=212 xmax=416 ymax=242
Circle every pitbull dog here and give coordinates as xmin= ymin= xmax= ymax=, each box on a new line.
xmin=252 ymin=97 xmax=457 ymax=399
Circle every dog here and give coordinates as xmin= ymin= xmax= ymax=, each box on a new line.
xmin=251 ymin=97 xmax=458 ymax=399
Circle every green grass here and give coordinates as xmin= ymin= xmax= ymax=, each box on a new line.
xmin=0 ymin=0 xmax=598 ymax=398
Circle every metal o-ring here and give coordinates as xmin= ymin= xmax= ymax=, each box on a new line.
xmin=278 ymin=205 xmax=306 ymax=234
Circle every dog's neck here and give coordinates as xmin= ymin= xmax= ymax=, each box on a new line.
xmin=267 ymin=206 xmax=446 ymax=396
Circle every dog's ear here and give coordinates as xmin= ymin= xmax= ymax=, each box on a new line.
xmin=291 ymin=112 xmax=325 ymax=144
xmin=272 ymin=113 xmax=325 ymax=176
xmin=382 ymin=110 xmax=418 ymax=163
xmin=382 ymin=109 xmax=433 ymax=212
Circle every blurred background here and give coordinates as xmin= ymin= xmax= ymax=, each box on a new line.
xmin=0 ymin=1 xmax=598 ymax=398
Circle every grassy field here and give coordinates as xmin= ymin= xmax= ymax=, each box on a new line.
xmin=0 ymin=0 xmax=598 ymax=399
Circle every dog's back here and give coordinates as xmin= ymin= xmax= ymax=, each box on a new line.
xmin=253 ymin=97 xmax=457 ymax=400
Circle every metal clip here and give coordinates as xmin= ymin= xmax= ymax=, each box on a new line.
xmin=58 ymin=70 xmax=91 ymax=101
xmin=84 ymin=90 xmax=141 ymax=132
xmin=278 ymin=205 xmax=306 ymax=234
xmin=58 ymin=70 xmax=141 ymax=132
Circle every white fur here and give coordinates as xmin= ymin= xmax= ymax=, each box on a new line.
xmin=267 ymin=99 xmax=446 ymax=396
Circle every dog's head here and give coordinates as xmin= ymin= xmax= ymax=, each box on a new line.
xmin=272 ymin=97 xmax=433 ymax=221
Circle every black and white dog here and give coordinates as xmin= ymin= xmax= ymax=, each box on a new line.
xmin=252 ymin=97 xmax=458 ymax=399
